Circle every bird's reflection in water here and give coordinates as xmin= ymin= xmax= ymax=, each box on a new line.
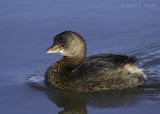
xmin=28 ymin=81 xmax=160 ymax=114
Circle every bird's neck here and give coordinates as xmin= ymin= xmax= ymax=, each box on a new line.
xmin=53 ymin=56 xmax=85 ymax=74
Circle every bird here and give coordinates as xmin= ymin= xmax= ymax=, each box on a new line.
xmin=45 ymin=31 xmax=147 ymax=92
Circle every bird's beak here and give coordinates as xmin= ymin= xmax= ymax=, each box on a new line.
xmin=46 ymin=44 xmax=60 ymax=53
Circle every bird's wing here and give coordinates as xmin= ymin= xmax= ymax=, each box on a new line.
xmin=71 ymin=54 xmax=137 ymax=80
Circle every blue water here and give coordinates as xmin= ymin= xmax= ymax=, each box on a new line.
xmin=0 ymin=0 xmax=160 ymax=114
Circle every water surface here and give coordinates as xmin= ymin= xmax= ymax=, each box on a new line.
xmin=0 ymin=0 xmax=160 ymax=114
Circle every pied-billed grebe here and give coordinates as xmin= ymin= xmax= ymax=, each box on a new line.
xmin=45 ymin=31 xmax=147 ymax=92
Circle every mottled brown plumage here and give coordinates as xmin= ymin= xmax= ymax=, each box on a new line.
xmin=45 ymin=31 xmax=146 ymax=92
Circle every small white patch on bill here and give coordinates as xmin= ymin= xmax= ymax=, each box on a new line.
xmin=59 ymin=49 xmax=65 ymax=55
xmin=59 ymin=49 xmax=64 ymax=54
